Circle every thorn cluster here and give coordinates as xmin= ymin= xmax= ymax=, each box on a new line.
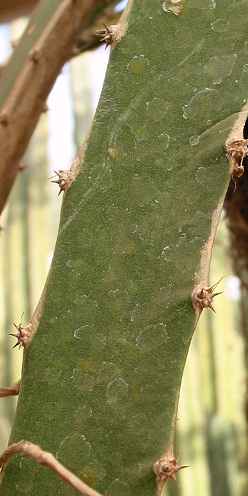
xmin=192 ymin=278 xmax=223 ymax=314
xmin=96 ymin=24 xmax=120 ymax=48
xmin=164 ymin=0 xmax=184 ymax=16
xmin=226 ymin=139 xmax=248 ymax=180
xmin=154 ymin=453 xmax=188 ymax=487
xmin=9 ymin=322 xmax=31 ymax=349
xmin=50 ymin=170 xmax=73 ymax=196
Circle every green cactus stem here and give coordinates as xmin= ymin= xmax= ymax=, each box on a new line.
xmin=1 ymin=0 xmax=248 ymax=495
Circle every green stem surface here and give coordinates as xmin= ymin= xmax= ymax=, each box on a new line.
xmin=1 ymin=1 xmax=248 ymax=495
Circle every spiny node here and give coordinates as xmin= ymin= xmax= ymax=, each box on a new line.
xmin=192 ymin=278 xmax=223 ymax=315
xmin=96 ymin=24 xmax=121 ymax=48
xmin=50 ymin=169 xmax=73 ymax=196
xmin=154 ymin=452 xmax=188 ymax=491
xmin=226 ymin=139 xmax=248 ymax=180
xmin=9 ymin=322 xmax=31 ymax=349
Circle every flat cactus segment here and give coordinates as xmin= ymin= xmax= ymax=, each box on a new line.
xmin=1 ymin=1 xmax=248 ymax=495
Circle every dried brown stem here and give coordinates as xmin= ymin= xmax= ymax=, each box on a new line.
xmin=0 ymin=0 xmax=38 ymax=22
xmin=0 ymin=441 xmax=103 ymax=496
xmin=0 ymin=383 xmax=20 ymax=398
xmin=0 ymin=0 xmax=117 ymax=215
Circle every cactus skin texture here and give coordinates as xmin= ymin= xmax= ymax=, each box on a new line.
xmin=1 ymin=1 xmax=248 ymax=495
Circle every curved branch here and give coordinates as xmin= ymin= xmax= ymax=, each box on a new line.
xmin=0 ymin=441 xmax=103 ymax=496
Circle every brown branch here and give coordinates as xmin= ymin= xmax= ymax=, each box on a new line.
xmin=0 ymin=383 xmax=20 ymax=397
xmin=0 ymin=0 xmax=38 ymax=22
xmin=0 ymin=0 xmax=118 ymax=215
xmin=0 ymin=441 xmax=103 ymax=496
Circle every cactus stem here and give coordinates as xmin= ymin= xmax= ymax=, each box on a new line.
xmin=153 ymin=450 xmax=189 ymax=495
xmin=0 ymin=383 xmax=20 ymax=398
xmin=0 ymin=441 xmax=103 ymax=496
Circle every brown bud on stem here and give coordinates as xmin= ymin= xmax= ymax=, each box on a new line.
xmin=9 ymin=322 xmax=32 ymax=349
xmin=154 ymin=451 xmax=188 ymax=494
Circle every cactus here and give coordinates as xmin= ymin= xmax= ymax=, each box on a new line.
xmin=1 ymin=0 xmax=248 ymax=495
xmin=178 ymin=221 xmax=247 ymax=496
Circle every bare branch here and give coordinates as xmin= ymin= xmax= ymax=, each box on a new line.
xmin=0 ymin=0 xmax=38 ymax=22
xmin=0 ymin=441 xmax=103 ymax=496
xmin=0 ymin=383 xmax=20 ymax=398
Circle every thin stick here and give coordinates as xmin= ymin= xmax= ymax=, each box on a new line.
xmin=0 ymin=383 xmax=20 ymax=397
xmin=0 ymin=441 xmax=103 ymax=496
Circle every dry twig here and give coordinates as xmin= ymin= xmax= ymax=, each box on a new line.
xmin=0 ymin=383 xmax=20 ymax=397
xmin=0 ymin=440 xmax=103 ymax=496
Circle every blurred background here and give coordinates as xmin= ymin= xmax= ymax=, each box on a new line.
xmin=0 ymin=15 xmax=247 ymax=496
